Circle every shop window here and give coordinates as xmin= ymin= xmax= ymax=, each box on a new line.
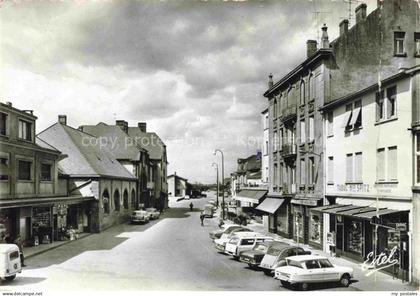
xmin=347 ymin=220 xmax=363 ymax=254
xmin=300 ymin=120 xmax=306 ymax=144
xmin=310 ymin=212 xmax=321 ymax=244
xmin=327 ymin=112 xmax=333 ymax=136
xmin=18 ymin=160 xmax=32 ymax=181
xmin=294 ymin=211 xmax=304 ymax=239
xmin=18 ymin=120 xmax=32 ymax=141
xmin=41 ymin=163 xmax=52 ymax=181
xmin=394 ymin=32 xmax=406 ymax=56
xmin=327 ymin=156 xmax=334 ymax=184
xmin=0 ymin=154 xmax=9 ymax=181
xmin=415 ymin=32 xmax=420 ymax=57
xmin=0 ymin=112 xmax=7 ymax=136
xmin=377 ymin=148 xmax=385 ymax=181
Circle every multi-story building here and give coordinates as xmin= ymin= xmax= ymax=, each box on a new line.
xmin=312 ymin=65 xmax=419 ymax=282
xmin=0 ymin=103 xmax=93 ymax=245
xmin=79 ymin=121 xmax=151 ymax=209
xmin=37 ymin=116 xmax=138 ymax=232
xmin=127 ymin=122 xmax=168 ymax=211
xmin=261 ymin=108 xmax=269 ymax=185
xmin=263 ymin=0 xmax=419 ymax=251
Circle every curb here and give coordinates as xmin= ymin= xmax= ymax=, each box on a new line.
xmin=25 ymin=233 xmax=93 ymax=259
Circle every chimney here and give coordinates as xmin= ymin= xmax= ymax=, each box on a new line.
xmin=268 ymin=73 xmax=273 ymax=88
xmin=138 ymin=122 xmax=147 ymax=132
xmin=5 ymin=102 xmax=12 ymax=107
xmin=306 ymin=40 xmax=318 ymax=57
xmin=321 ymin=24 xmax=329 ymax=49
xmin=116 ymin=120 xmax=128 ymax=133
xmin=355 ymin=3 xmax=367 ymax=23
xmin=58 ymin=115 xmax=67 ymax=125
xmin=339 ymin=19 xmax=349 ymax=36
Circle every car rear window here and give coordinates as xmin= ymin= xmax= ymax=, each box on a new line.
xmin=319 ymin=259 xmax=334 ymax=268
xmin=9 ymin=251 xmax=19 ymax=260
xmin=305 ymin=260 xmax=321 ymax=269
xmin=267 ymin=246 xmax=283 ymax=256
xmin=241 ymin=239 xmax=255 ymax=246
xmin=287 ymin=260 xmax=303 ymax=269
xmin=229 ymin=237 xmax=239 ymax=244
xmin=253 ymin=243 xmax=268 ymax=252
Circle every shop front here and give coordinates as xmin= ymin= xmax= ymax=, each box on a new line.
xmin=312 ymin=203 xmax=410 ymax=281
xmin=291 ymin=197 xmax=323 ymax=248
xmin=234 ymin=189 xmax=267 ymax=219
xmin=255 ymin=197 xmax=285 ymax=234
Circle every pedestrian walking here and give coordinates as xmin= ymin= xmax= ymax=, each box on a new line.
xmin=189 ymin=202 xmax=194 ymax=211
xmin=200 ymin=212 xmax=205 ymax=226
xmin=14 ymin=235 xmax=25 ymax=267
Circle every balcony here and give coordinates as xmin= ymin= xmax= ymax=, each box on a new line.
xmin=280 ymin=143 xmax=297 ymax=158
xmin=282 ymin=183 xmax=297 ymax=195
xmin=281 ymin=105 xmax=297 ymax=123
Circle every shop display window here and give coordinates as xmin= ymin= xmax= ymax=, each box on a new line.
xmin=310 ymin=212 xmax=321 ymax=244
xmin=347 ymin=220 xmax=363 ymax=254
xmin=295 ymin=212 xmax=304 ymax=238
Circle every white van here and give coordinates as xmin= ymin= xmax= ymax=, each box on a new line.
xmin=0 ymin=244 xmax=22 ymax=281
xmin=225 ymin=232 xmax=273 ymax=259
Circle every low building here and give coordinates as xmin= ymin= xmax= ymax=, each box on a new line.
xmin=0 ymin=103 xmax=93 ymax=246
xmin=167 ymin=173 xmax=191 ymax=198
xmin=37 ymin=116 xmax=138 ymax=232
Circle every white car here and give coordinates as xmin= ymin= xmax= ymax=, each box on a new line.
xmin=224 ymin=232 xmax=273 ymax=259
xmin=214 ymin=231 xmax=255 ymax=253
xmin=130 ymin=210 xmax=150 ymax=224
xmin=274 ymin=255 xmax=354 ymax=290
xmin=145 ymin=208 xmax=160 ymax=220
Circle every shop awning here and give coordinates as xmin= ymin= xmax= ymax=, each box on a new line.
xmin=234 ymin=189 xmax=267 ymax=204
xmin=353 ymin=208 xmax=409 ymax=219
xmin=311 ymin=204 xmax=349 ymax=212
xmin=291 ymin=197 xmax=322 ymax=206
xmin=322 ymin=205 xmax=365 ymax=214
xmin=0 ymin=195 xmax=95 ymax=209
xmin=256 ymin=198 xmax=285 ymax=214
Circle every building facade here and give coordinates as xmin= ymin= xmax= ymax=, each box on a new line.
xmin=261 ymin=108 xmax=269 ymax=185
xmin=167 ymin=173 xmax=191 ymax=198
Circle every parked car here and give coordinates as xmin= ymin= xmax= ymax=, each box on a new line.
xmin=224 ymin=232 xmax=273 ymax=259
xmin=239 ymin=240 xmax=274 ymax=268
xmin=130 ymin=210 xmax=150 ymax=224
xmin=209 ymin=224 xmax=244 ymax=240
xmin=214 ymin=230 xmax=254 ymax=253
xmin=145 ymin=208 xmax=160 ymax=220
xmin=0 ymin=244 xmax=22 ymax=281
xmin=259 ymin=242 xmax=311 ymax=275
xmin=274 ymin=255 xmax=354 ymax=290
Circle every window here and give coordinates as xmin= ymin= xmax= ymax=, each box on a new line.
xmin=0 ymin=112 xmax=7 ymax=136
xmin=300 ymin=81 xmax=305 ymax=105
xmin=346 ymin=154 xmax=353 ymax=182
xmin=386 ymin=86 xmax=397 ymax=118
xmin=114 ymin=190 xmax=121 ymax=211
xmin=327 ymin=112 xmax=333 ymax=136
xmin=0 ymin=154 xmax=9 ymax=181
xmin=273 ymin=99 xmax=277 ymax=119
xmin=308 ymin=157 xmax=315 ymax=185
xmin=377 ymin=148 xmax=385 ymax=181
xmin=388 ymin=146 xmax=398 ymax=181
xmin=309 ymin=115 xmax=314 ymax=141
xmin=355 ymin=152 xmax=363 ymax=182
xmin=415 ymin=32 xmax=420 ymax=56
xmin=319 ymin=259 xmax=334 ymax=268
xmin=287 ymin=260 xmax=303 ymax=269
xmin=265 ymin=115 xmax=269 ymax=129
xmin=241 ymin=239 xmax=255 ymax=246
xmin=280 ymin=128 xmax=284 ymax=148
xmin=394 ymin=32 xmax=406 ymax=55
xmin=308 ymin=74 xmax=314 ymax=101
xmin=18 ymin=160 xmax=32 ymax=180
xmin=343 ymin=100 xmax=362 ymax=130
xmin=300 ymin=158 xmax=306 ymax=185
xmin=18 ymin=120 xmax=32 ymax=141
xmin=300 ymin=120 xmax=306 ymax=144
xmin=328 ymin=156 xmax=334 ymax=184
xmin=314 ymin=73 xmax=322 ymax=100
xmin=342 ymin=104 xmax=353 ymax=130
xmin=40 ymin=163 xmax=52 ymax=181
xmin=306 ymin=260 xmax=321 ymax=269
xmin=123 ymin=190 xmax=129 ymax=209
xmin=273 ymin=163 xmax=278 ymax=188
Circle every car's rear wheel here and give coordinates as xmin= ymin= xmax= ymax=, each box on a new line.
xmin=299 ymin=282 xmax=309 ymax=291
xmin=280 ymin=280 xmax=290 ymax=288
xmin=263 ymin=270 xmax=271 ymax=276
xmin=340 ymin=274 xmax=351 ymax=287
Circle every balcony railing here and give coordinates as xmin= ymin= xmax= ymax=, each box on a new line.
xmin=281 ymin=105 xmax=297 ymax=123
xmin=280 ymin=143 xmax=297 ymax=158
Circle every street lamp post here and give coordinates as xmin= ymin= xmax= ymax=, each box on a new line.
xmin=211 ymin=162 xmax=219 ymax=206
xmin=214 ymin=149 xmax=225 ymax=220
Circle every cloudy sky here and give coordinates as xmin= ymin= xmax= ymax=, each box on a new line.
xmin=0 ymin=0 xmax=376 ymax=183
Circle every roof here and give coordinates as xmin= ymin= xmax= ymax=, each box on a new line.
xmin=37 ymin=123 xmax=136 ymax=180
xmin=286 ymin=255 xmax=327 ymax=261
xmin=167 ymin=174 xmax=188 ymax=182
xmin=79 ymin=123 xmax=142 ymax=161
xmin=127 ymin=127 xmax=166 ymax=160
xmin=0 ymin=244 xmax=19 ymax=254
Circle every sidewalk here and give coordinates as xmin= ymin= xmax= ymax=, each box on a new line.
xmin=25 ymin=233 xmax=91 ymax=259
xmin=214 ymin=208 xmax=417 ymax=291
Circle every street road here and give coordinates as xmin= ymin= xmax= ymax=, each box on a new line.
xmin=0 ymin=193 xmax=358 ymax=291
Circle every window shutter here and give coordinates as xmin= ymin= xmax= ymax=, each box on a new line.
xmin=328 ymin=157 xmax=334 ymax=183
xmin=388 ymin=147 xmax=397 ymax=181
xmin=346 ymin=154 xmax=353 ymax=182
xmin=355 ymin=152 xmax=363 ymax=182
xmin=377 ymin=149 xmax=385 ymax=181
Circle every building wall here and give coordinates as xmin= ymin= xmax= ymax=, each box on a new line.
xmin=262 ymin=110 xmax=269 ymax=184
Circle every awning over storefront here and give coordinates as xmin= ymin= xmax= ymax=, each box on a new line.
xmin=234 ymin=189 xmax=267 ymax=205
xmin=0 ymin=195 xmax=95 ymax=209
xmin=256 ymin=198 xmax=284 ymax=214
xmin=311 ymin=203 xmax=408 ymax=219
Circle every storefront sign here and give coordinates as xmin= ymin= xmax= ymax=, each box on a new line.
xmin=395 ymin=223 xmax=407 ymax=231
xmin=336 ymin=184 xmax=370 ymax=193
xmin=291 ymin=199 xmax=319 ymax=206
xmin=361 ymin=246 xmax=399 ymax=277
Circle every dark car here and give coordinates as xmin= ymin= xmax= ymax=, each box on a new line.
xmin=209 ymin=225 xmax=250 ymax=240
xmin=259 ymin=242 xmax=311 ymax=276
xmin=239 ymin=241 xmax=274 ymax=269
